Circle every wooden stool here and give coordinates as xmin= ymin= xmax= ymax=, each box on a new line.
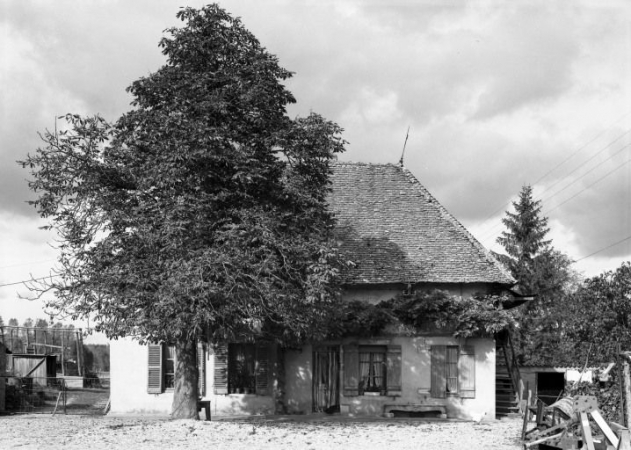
xmin=197 ymin=400 xmax=211 ymax=421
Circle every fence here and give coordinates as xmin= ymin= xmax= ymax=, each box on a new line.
xmin=2 ymin=376 xmax=110 ymax=415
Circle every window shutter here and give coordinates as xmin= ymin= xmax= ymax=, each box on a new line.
xmin=386 ymin=345 xmax=402 ymax=395
xmin=255 ymin=344 xmax=269 ymax=396
xmin=198 ymin=343 xmax=206 ymax=397
xmin=147 ymin=344 xmax=163 ymax=394
xmin=343 ymin=344 xmax=360 ymax=396
xmin=213 ymin=344 xmax=228 ymax=395
xmin=430 ymin=345 xmax=447 ymax=398
xmin=458 ymin=345 xmax=476 ymax=398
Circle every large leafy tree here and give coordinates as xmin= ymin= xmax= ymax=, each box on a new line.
xmin=496 ymin=185 xmax=576 ymax=364
xmin=21 ymin=5 xmax=345 ymax=418
xmin=553 ymin=262 xmax=631 ymax=365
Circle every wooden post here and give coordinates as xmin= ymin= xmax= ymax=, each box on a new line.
xmin=522 ymin=382 xmax=532 ymax=440
xmin=621 ymin=353 xmax=631 ymax=429
xmin=61 ymin=331 xmax=65 ymax=377
xmin=78 ymin=330 xmax=84 ymax=377
xmin=616 ymin=428 xmax=631 ymax=450
xmin=580 ymin=412 xmax=596 ymax=450
xmin=75 ymin=331 xmax=82 ymax=377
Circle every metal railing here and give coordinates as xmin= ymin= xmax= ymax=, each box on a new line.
xmin=2 ymin=376 xmax=110 ymax=415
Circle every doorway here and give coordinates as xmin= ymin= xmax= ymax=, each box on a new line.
xmin=312 ymin=346 xmax=340 ymax=413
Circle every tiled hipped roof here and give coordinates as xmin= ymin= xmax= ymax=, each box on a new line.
xmin=329 ymin=162 xmax=514 ymax=285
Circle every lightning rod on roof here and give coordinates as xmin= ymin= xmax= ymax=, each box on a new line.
xmin=399 ymin=126 xmax=410 ymax=166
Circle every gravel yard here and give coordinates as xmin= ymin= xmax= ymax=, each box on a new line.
xmin=0 ymin=414 xmax=523 ymax=450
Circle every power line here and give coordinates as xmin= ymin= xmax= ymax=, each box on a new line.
xmin=474 ymin=112 xmax=631 ymax=231
xmin=543 ymin=154 xmax=631 ymax=216
xmin=576 ymin=234 xmax=631 ymax=262
xmin=477 ymin=138 xmax=631 ymax=245
xmin=540 ymin=142 xmax=631 ymax=206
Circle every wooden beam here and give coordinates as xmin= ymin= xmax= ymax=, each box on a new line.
xmin=24 ymin=357 xmax=47 ymax=377
xmin=592 ymin=410 xmax=620 ymax=448
xmin=580 ymin=412 xmax=596 ymax=450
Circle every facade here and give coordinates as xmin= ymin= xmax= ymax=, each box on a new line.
xmin=109 ymin=162 xmax=515 ymax=419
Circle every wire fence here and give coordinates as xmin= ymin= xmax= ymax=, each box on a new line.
xmin=2 ymin=376 xmax=110 ymax=415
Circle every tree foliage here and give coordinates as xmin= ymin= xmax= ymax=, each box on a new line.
xmin=551 ymin=262 xmax=631 ymax=365
xmin=329 ymin=290 xmax=516 ymax=339
xmin=20 ymin=4 xmax=345 ymax=418
xmin=496 ymin=185 xmax=577 ymax=365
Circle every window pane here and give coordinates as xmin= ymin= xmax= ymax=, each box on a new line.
xmin=228 ymin=343 xmax=256 ymax=393
xmin=446 ymin=346 xmax=458 ymax=394
xmin=164 ymin=346 xmax=175 ymax=389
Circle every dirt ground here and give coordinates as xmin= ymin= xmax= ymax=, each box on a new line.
xmin=0 ymin=414 xmax=524 ymax=449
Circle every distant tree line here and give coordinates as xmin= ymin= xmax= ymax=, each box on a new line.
xmin=0 ymin=316 xmax=109 ymax=374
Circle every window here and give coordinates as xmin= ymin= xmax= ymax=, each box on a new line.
xmin=430 ymin=345 xmax=475 ymax=398
xmin=343 ymin=344 xmax=401 ymax=396
xmin=147 ymin=343 xmax=206 ymax=395
xmin=213 ymin=343 xmax=269 ymax=395
xmin=228 ymin=343 xmax=256 ymax=394
xmin=359 ymin=346 xmax=386 ymax=393
xmin=164 ymin=345 xmax=176 ymax=389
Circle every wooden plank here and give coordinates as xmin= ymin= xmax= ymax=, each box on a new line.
xmin=592 ymin=410 xmax=620 ymax=448
xmin=24 ymin=357 xmax=47 ymax=377
xmin=580 ymin=412 xmax=596 ymax=450
xmin=524 ymin=431 xmax=565 ymax=448
xmin=521 ymin=384 xmax=532 ymax=440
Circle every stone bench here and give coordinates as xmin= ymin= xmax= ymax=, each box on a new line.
xmin=384 ymin=404 xmax=447 ymax=418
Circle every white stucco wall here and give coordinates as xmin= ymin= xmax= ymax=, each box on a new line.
xmin=109 ymin=338 xmax=274 ymax=416
xmin=283 ymin=336 xmax=496 ymax=420
xmin=109 ymin=283 xmax=498 ymax=418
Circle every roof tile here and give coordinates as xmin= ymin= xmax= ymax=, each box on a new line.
xmin=330 ymin=162 xmax=514 ymax=285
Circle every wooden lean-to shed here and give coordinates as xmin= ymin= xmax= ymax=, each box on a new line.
xmin=9 ymin=354 xmax=57 ymax=385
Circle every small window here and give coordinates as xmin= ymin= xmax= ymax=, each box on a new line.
xmin=214 ymin=343 xmax=269 ymax=395
xmin=342 ymin=344 xmax=401 ymax=397
xmin=430 ymin=345 xmax=476 ymax=399
xmin=164 ymin=345 xmax=176 ymax=390
xmin=147 ymin=343 xmax=206 ymax=394
xmin=228 ymin=343 xmax=256 ymax=394
xmin=359 ymin=346 xmax=386 ymax=394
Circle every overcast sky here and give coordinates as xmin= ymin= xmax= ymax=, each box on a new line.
xmin=1 ymin=0 xmax=630 ymax=325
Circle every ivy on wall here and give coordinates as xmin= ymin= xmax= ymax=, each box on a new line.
xmin=329 ymin=290 xmax=517 ymax=339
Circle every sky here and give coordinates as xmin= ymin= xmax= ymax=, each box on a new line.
xmin=1 ymin=0 xmax=630 ymax=327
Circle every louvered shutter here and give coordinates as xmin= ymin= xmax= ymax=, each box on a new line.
xmin=458 ymin=346 xmax=476 ymax=398
xmin=255 ymin=344 xmax=269 ymax=395
xmin=430 ymin=345 xmax=447 ymax=398
xmin=213 ymin=344 xmax=228 ymax=395
xmin=198 ymin=343 xmax=206 ymax=397
xmin=147 ymin=344 xmax=163 ymax=394
xmin=386 ymin=345 xmax=402 ymax=395
xmin=343 ymin=344 xmax=360 ymax=396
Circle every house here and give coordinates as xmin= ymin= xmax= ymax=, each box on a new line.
xmin=109 ymin=162 xmax=516 ymax=419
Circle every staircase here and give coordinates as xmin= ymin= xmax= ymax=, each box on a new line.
xmin=495 ymin=331 xmax=522 ymax=418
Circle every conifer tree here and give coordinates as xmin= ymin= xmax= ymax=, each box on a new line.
xmin=496 ymin=185 xmax=575 ymax=364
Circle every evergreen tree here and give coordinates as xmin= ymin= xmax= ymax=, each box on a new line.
xmin=496 ymin=185 xmax=576 ymax=364
xmin=496 ymin=185 xmax=551 ymax=293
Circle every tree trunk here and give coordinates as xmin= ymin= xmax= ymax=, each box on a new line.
xmin=273 ymin=345 xmax=287 ymax=414
xmin=171 ymin=338 xmax=198 ymax=419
